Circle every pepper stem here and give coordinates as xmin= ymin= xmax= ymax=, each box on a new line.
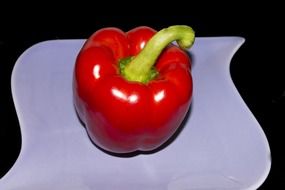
xmin=122 ymin=25 xmax=195 ymax=83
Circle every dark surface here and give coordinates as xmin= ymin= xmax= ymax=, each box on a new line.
xmin=0 ymin=14 xmax=283 ymax=189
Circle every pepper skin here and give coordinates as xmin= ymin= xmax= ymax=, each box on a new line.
xmin=73 ymin=25 xmax=195 ymax=153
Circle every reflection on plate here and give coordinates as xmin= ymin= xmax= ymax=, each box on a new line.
xmin=0 ymin=37 xmax=270 ymax=190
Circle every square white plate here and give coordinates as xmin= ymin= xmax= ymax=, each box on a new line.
xmin=0 ymin=37 xmax=271 ymax=190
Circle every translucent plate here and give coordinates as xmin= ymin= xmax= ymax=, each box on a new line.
xmin=0 ymin=37 xmax=271 ymax=190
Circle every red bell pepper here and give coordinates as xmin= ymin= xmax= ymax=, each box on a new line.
xmin=73 ymin=25 xmax=195 ymax=153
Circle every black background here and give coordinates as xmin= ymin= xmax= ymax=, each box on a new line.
xmin=0 ymin=10 xmax=284 ymax=189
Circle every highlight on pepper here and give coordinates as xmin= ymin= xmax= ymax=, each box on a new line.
xmin=73 ymin=25 xmax=195 ymax=154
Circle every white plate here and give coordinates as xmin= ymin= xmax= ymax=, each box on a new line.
xmin=0 ymin=37 xmax=271 ymax=190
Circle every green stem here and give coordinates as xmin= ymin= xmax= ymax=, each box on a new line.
xmin=122 ymin=25 xmax=195 ymax=83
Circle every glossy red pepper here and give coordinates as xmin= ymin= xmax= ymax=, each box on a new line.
xmin=73 ymin=25 xmax=195 ymax=153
